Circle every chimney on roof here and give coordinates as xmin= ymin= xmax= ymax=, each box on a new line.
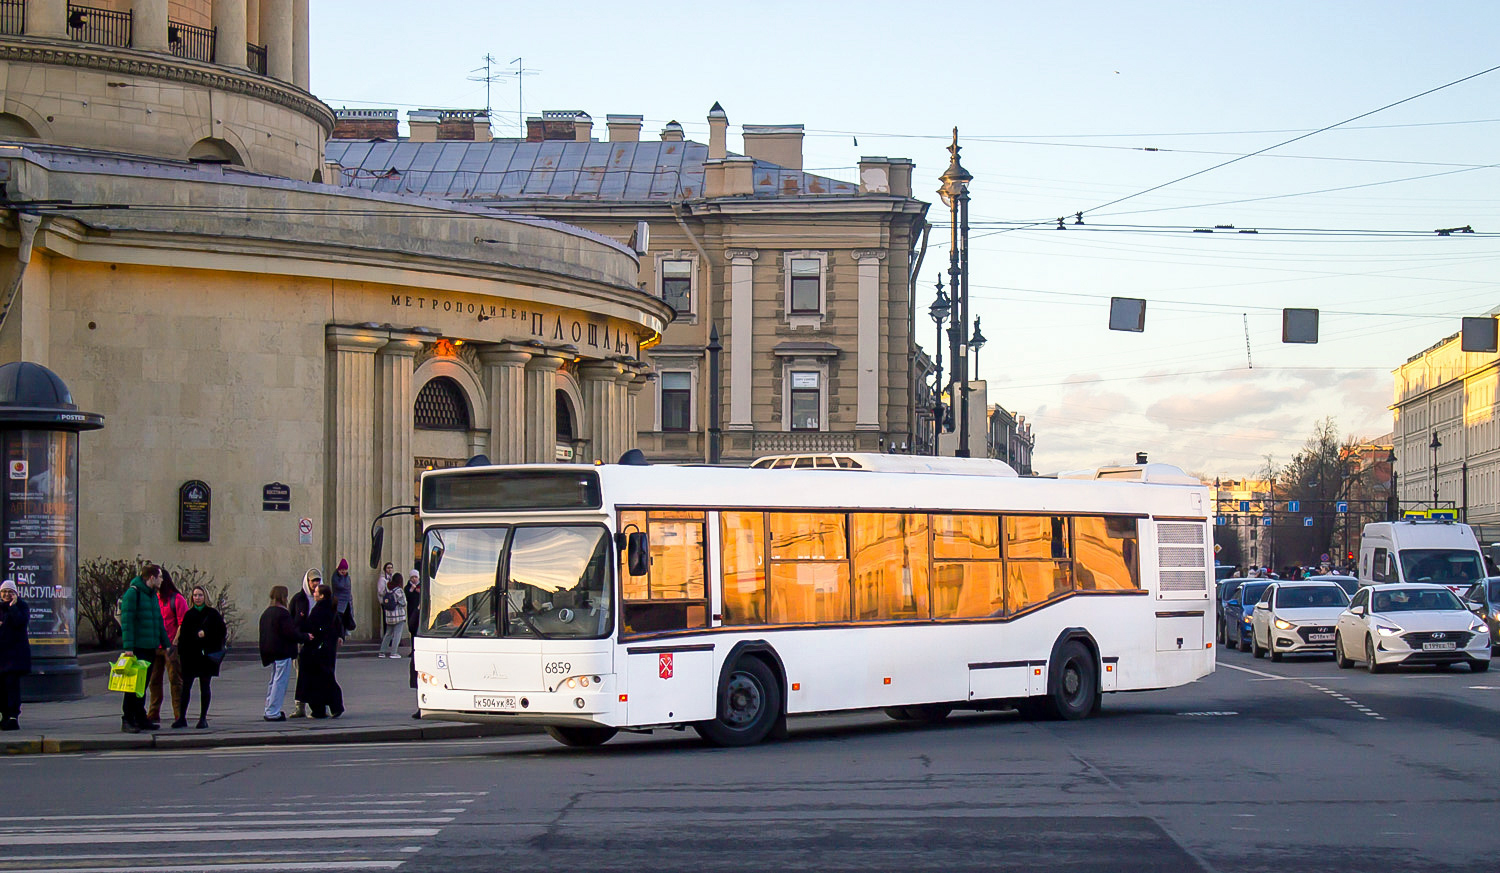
xmin=573 ymin=111 xmax=593 ymax=142
xmin=707 ymin=102 xmax=728 ymax=160
xmin=331 ymin=108 xmax=399 ymax=140
xmin=660 ymin=120 xmax=684 ymax=142
xmin=858 ymin=156 xmax=912 ymax=197
xmin=408 ymin=109 xmax=440 ymax=142
xmin=527 ymin=111 xmax=589 ymax=142
xmin=742 ymin=124 xmax=803 ymax=171
xmin=473 ymin=113 xmax=492 ymax=143
xmin=607 ymin=114 xmax=642 ymax=143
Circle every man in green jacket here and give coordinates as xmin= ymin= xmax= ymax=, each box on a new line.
xmin=120 ymin=564 xmax=168 ymax=732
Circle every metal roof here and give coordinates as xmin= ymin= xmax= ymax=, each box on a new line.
xmin=323 ymin=139 xmax=859 ymax=202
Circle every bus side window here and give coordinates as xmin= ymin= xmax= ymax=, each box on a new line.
xmin=721 ymin=511 xmax=767 ymax=625
xmin=620 ymin=510 xmax=709 ymax=635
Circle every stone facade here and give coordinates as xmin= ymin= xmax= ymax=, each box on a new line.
xmin=327 ymin=105 xmax=931 ymax=464
xmin=0 ymin=0 xmax=330 ymax=180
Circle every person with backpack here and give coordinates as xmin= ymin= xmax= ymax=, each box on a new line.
xmin=119 ymin=565 xmax=168 ymax=732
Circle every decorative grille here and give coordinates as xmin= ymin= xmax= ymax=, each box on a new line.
xmin=414 ymin=377 xmax=470 ymax=431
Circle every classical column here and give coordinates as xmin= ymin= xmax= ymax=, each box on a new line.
xmin=246 ymin=0 xmax=259 ymax=48
xmin=524 ymin=353 xmax=566 ymax=463
xmin=478 ymin=344 xmax=530 ymax=464
xmin=854 ymin=249 xmax=886 ymax=431
xmin=325 ymin=325 xmax=384 ymax=635
xmin=212 ymin=0 xmax=248 ymax=68
xmin=132 ymin=0 xmax=169 ymax=51
xmin=726 ymin=249 xmax=758 ymax=430
xmin=374 ymin=333 xmax=422 ymax=624
xmin=261 ymin=0 xmax=294 ymax=82
xmin=614 ymin=365 xmax=639 ymax=459
xmin=580 ymin=361 xmax=625 ymax=465
xmin=28 ymin=0 xmax=67 ymax=37
xmin=627 ymin=371 xmax=650 ymax=446
xmin=291 ymin=0 xmax=309 ymax=90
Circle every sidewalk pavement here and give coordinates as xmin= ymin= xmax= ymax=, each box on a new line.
xmin=0 ymin=643 xmax=535 ymax=755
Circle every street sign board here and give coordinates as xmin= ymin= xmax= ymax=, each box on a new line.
xmin=1336 ymin=501 xmax=1348 ymax=513
xmin=1288 ymin=501 xmax=1300 ymax=512
xmin=1304 ymin=517 xmax=1314 ymax=527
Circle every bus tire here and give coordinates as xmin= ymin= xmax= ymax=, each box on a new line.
xmin=1044 ymin=641 xmax=1100 ymax=721
xmin=695 ymin=657 xmax=782 ymax=747
xmin=544 ymin=725 xmax=618 ymax=747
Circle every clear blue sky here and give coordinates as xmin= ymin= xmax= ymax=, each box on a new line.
xmin=313 ymin=1 xmax=1500 ymax=477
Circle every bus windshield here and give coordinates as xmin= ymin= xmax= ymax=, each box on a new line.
xmin=421 ymin=525 xmax=613 ymax=640
xmin=1399 ymin=549 xmax=1484 ymax=586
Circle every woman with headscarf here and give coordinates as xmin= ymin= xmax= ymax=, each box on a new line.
xmin=0 ymin=579 xmax=31 ymax=731
xmin=176 ymin=585 xmax=226 ymax=729
xmin=296 ymin=582 xmax=344 ymax=718
xmin=287 ymin=568 xmax=319 ymax=719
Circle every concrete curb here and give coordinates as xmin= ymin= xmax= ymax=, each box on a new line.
xmin=0 ymin=721 xmax=537 ymax=756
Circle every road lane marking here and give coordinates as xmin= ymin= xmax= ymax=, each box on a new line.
xmin=2 ymin=863 xmax=404 ymax=872
xmin=8 ymin=827 xmax=442 ymax=846
xmin=1223 ymin=663 xmax=1386 ymax=720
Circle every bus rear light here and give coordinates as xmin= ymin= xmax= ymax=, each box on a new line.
xmin=882 ymin=677 xmax=891 ymax=685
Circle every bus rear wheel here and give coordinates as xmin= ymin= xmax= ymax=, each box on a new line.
xmin=544 ymin=725 xmax=618 ymax=747
xmin=1044 ymin=641 xmax=1100 ymax=721
xmin=695 ymin=657 xmax=782 ymax=747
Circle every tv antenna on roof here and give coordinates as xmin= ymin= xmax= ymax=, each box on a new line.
xmin=509 ymin=57 xmax=539 ymax=135
xmin=468 ymin=54 xmax=504 ymax=124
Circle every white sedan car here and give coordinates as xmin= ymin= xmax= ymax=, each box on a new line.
xmin=1335 ymin=583 xmax=1491 ymax=673
xmin=1250 ymin=581 xmax=1349 ymax=660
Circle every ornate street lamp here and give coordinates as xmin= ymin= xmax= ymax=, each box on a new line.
xmin=1387 ymin=448 xmax=1399 ymax=520
xmin=1430 ymin=430 xmax=1442 ymax=507
xmin=707 ymin=324 xmax=722 ymax=464
xmin=927 ymin=278 xmax=951 ymax=456
xmin=938 ymin=128 xmax=974 ymax=457
xmin=968 ymin=316 xmax=987 ymax=384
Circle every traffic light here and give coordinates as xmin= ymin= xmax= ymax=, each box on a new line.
xmin=1346 ymin=551 xmax=1354 ymax=562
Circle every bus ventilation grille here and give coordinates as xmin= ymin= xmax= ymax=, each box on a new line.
xmin=1158 ymin=522 xmax=1208 ymax=593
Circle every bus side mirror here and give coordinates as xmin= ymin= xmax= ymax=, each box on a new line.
xmin=627 ymin=531 xmax=649 ymax=577
xmin=428 ymin=544 xmax=444 ymax=578
xmin=369 ymin=526 xmax=385 ymax=570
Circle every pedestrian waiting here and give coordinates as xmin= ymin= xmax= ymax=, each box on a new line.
xmin=146 ymin=570 xmax=188 ymax=729
xmin=0 ymin=579 xmax=30 ymax=731
xmin=297 ymin=582 xmax=344 ymax=719
xmin=176 ymin=585 xmax=227 ymax=729
xmin=379 ymin=576 xmax=407 ymax=658
xmin=288 ymin=568 xmax=319 ymax=719
xmin=258 ymin=585 xmax=299 ymax=722
xmin=119 ymin=564 xmax=168 ymax=733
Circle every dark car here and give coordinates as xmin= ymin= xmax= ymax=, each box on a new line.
xmin=1463 ymin=577 xmax=1500 ymax=654
xmin=1307 ymin=574 xmax=1359 ymax=597
xmin=1222 ymin=579 xmax=1271 ymax=651
xmin=1217 ymin=577 xmax=1245 ymax=645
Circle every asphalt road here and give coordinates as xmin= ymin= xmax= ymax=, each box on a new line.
xmin=5 ymin=644 xmax=1500 ymax=873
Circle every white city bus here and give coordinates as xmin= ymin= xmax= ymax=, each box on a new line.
xmin=403 ymin=454 xmax=1215 ymax=747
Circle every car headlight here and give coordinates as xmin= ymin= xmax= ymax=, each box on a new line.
xmin=1376 ymin=624 xmax=1402 ymax=636
xmin=1242 ymin=615 xmax=1253 ymax=625
xmin=1470 ymin=620 xmax=1487 ymax=634
xmin=1274 ymin=618 xmax=1295 ymax=630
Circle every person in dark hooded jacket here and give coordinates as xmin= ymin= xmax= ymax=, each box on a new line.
xmin=296 ymin=582 xmax=344 ymax=718
xmin=0 ymin=580 xmax=30 ymax=731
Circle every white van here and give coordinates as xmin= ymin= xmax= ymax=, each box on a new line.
xmin=1358 ymin=520 xmax=1487 ymax=595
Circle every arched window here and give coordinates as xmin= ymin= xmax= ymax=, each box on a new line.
xmin=187 ymin=137 xmax=244 ymax=166
xmin=414 ymin=377 xmax=470 ymax=431
xmin=556 ymin=390 xmax=575 ymax=441
xmin=0 ymin=113 xmax=39 ymax=139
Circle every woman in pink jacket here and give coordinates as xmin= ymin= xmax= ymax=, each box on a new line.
xmin=147 ymin=570 xmax=188 ymax=727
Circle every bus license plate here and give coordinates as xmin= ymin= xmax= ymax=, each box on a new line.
xmin=1422 ymin=642 xmax=1457 ymax=651
xmin=474 ymin=694 xmax=519 ymax=711
xmin=1309 ymin=633 xmax=1335 ymax=643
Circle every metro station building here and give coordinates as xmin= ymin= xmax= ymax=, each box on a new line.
xmin=0 ymin=1 xmax=668 ymax=634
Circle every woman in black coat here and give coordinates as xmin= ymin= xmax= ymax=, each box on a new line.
xmin=0 ymin=580 xmax=30 ymax=731
xmin=176 ymin=585 xmax=227 ymax=730
xmin=296 ymin=582 xmax=344 ymax=719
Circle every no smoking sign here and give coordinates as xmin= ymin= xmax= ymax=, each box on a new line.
xmin=298 ymin=516 xmax=313 ymax=545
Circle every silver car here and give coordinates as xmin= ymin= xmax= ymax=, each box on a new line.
xmin=1334 ymin=583 xmax=1492 ymax=673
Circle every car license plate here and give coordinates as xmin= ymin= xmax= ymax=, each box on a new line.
xmin=473 ymin=694 xmax=519 ymax=711
xmin=1422 ymin=642 xmax=1457 ymax=651
xmin=1309 ymin=633 xmax=1335 ymax=643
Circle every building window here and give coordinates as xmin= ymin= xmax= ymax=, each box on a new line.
xmin=790 ymin=371 xmax=821 ymax=430
xmin=660 ymin=259 xmax=692 ymax=316
xmin=789 ymin=258 xmax=821 ymax=314
xmin=661 ymin=372 xmax=692 ymax=432
xmin=414 ymin=377 xmax=470 ymax=430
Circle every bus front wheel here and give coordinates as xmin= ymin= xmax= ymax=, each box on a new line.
xmin=695 ymin=657 xmax=782 ymax=747
xmin=1044 ymin=641 xmax=1101 ymax=721
xmin=545 ymin=725 xmax=618 ymax=747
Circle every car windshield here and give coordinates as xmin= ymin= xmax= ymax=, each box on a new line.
xmin=1239 ymin=582 xmax=1269 ymax=605
xmin=420 ymin=525 xmax=613 ymax=640
xmin=1371 ymin=588 xmax=1464 ymax=613
xmin=1276 ymin=585 xmax=1349 ymax=608
xmin=1399 ymin=549 xmax=1484 ymax=585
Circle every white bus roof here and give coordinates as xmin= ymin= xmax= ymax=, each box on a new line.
xmin=749 ymin=453 xmax=1018 ymax=476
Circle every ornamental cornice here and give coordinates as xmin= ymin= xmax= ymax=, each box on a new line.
xmin=0 ymin=38 xmax=336 ymax=132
